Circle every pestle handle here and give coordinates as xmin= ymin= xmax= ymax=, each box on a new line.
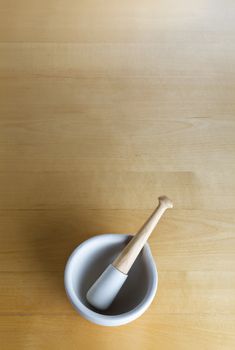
xmin=112 ymin=196 xmax=173 ymax=274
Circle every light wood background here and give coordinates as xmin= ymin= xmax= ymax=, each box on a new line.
xmin=0 ymin=0 xmax=235 ymax=349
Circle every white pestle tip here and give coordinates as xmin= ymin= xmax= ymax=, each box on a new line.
xmin=86 ymin=264 xmax=128 ymax=310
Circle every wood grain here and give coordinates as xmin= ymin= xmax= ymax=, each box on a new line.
xmin=0 ymin=0 xmax=235 ymax=349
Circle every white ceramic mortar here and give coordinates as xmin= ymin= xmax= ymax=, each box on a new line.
xmin=64 ymin=234 xmax=158 ymax=326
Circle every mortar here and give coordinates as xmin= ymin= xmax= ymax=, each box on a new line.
xmin=64 ymin=233 xmax=158 ymax=326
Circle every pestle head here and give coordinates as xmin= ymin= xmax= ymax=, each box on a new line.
xmin=86 ymin=264 xmax=128 ymax=310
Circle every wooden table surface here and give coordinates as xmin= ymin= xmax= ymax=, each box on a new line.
xmin=0 ymin=1 xmax=235 ymax=349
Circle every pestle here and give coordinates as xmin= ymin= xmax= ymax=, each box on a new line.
xmin=86 ymin=196 xmax=173 ymax=310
